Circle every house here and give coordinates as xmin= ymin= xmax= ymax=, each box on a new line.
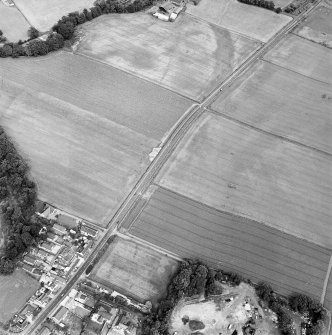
xmin=58 ymin=247 xmax=76 ymax=266
xmin=20 ymin=304 xmax=38 ymax=323
xmin=52 ymin=306 xmax=68 ymax=324
xmin=23 ymin=255 xmax=37 ymax=266
xmin=53 ymin=223 xmax=67 ymax=235
xmin=81 ymin=225 xmax=98 ymax=238
xmin=74 ymin=304 xmax=91 ymax=319
xmin=57 ymin=214 xmax=78 ymax=229
xmin=22 ymin=263 xmax=34 ymax=274
xmin=153 ymin=12 xmax=170 ymax=21
xmin=40 ymin=241 xmax=62 ymax=255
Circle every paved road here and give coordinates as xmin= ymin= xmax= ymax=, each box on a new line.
xmin=26 ymin=3 xmax=321 ymax=334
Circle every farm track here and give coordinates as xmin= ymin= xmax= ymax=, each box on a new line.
xmin=129 ymin=187 xmax=331 ymax=300
xmin=25 ymin=2 xmax=325 ymax=333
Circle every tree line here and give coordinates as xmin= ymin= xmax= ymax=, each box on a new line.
xmin=141 ymin=259 xmax=327 ymax=335
xmin=0 ymin=126 xmax=48 ymax=274
xmin=0 ymin=0 xmax=154 ymax=58
xmin=238 ymin=0 xmax=282 ymax=13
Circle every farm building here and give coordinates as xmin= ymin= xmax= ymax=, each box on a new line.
xmin=152 ymin=1 xmax=185 ymax=22
xmin=53 ymin=223 xmax=67 ymax=236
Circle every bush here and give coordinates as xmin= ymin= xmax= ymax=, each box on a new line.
xmin=26 ymin=39 xmax=49 ymax=56
xmin=28 ymin=26 xmax=40 ymax=39
xmin=56 ymin=21 xmax=75 ymax=40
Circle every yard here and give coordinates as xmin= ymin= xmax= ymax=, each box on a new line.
xmin=13 ymin=0 xmax=95 ymax=31
xmin=77 ymin=13 xmax=260 ymax=101
xmin=0 ymin=269 xmax=39 ymax=323
xmin=186 ymin=0 xmax=292 ymax=43
xmin=210 ymin=60 xmax=332 ymax=154
xmin=90 ymin=236 xmax=178 ymax=305
xmin=155 ymin=113 xmax=332 ymax=250
xmin=0 ymin=2 xmax=29 ymax=42
xmin=0 ymin=53 xmax=192 ymax=227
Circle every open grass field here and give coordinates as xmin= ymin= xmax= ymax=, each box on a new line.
xmin=0 ymin=2 xmax=29 ymax=42
xmin=264 ymin=34 xmax=332 ymax=83
xmin=130 ymin=187 xmax=331 ymax=303
xmin=77 ymin=13 xmax=260 ymax=101
xmin=90 ymin=236 xmax=178 ymax=305
xmin=186 ymin=0 xmax=292 ymax=43
xmin=13 ymin=0 xmax=95 ymax=31
xmin=294 ymin=1 xmax=332 ymax=47
xmin=156 ymin=113 xmax=332 ymax=250
xmin=0 ymin=53 xmax=192 ymax=227
xmin=0 ymin=269 xmax=39 ymax=323
xmin=210 ymin=61 xmax=332 ymax=154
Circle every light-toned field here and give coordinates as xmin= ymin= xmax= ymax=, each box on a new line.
xmin=130 ymin=187 xmax=331 ymax=301
xmin=0 ymin=269 xmax=39 ymax=323
xmin=0 ymin=53 xmax=192 ymax=227
xmin=90 ymin=236 xmax=178 ymax=305
xmin=294 ymin=2 xmax=332 ymax=47
xmin=186 ymin=0 xmax=292 ymax=43
xmin=77 ymin=13 xmax=260 ymax=101
xmin=264 ymin=34 xmax=332 ymax=83
xmin=0 ymin=2 xmax=29 ymax=42
xmin=156 ymin=113 xmax=332 ymax=250
xmin=210 ymin=61 xmax=332 ymax=154
xmin=13 ymin=0 xmax=95 ymax=31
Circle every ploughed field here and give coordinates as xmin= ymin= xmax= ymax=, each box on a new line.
xmin=130 ymin=187 xmax=331 ymax=303
xmin=0 ymin=54 xmax=192 ymax=227
xmin=186 ymin=0 xmax=292 ymax=42
xmin=0 ymin=269 xmax=39 ymax=323
xmin=13 ymin=0 xmax=95 ymax=31
xmin=77 ymin=13 xmax=260 ymax=101
xmin=293 ymin=1 xmax=332 ymax=47
xmin=0 ymin=2 xmax=29 ymax=42
xmin=90 ymin=236 xmax=178 ymax=305
xmin=211 ymin=60 xmax=332 ymax=154
xmin=155 ymin=113 xmax=332 ymax=250
xmin=264 ymin=34 xmax=332 ymax=84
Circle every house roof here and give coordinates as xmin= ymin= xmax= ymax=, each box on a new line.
xmin=74 ymin=305 xmax=90 ymax=318
xmin=81 ymin=225 xmax=98 ymax=237
xmin=53 ymin=223 xmax=67 ymax=234
xmin=22 ymin=263 xmax=34 ymax=272
xmin=52 ymin=306 xmax=68 ymax=322
xmin=159 ymin=2 xmax=176 ymax=13
xmin=24 ymin=255 xmax=36 ymax=265
xmin=57 ymin=214 xmax=78 ymax=229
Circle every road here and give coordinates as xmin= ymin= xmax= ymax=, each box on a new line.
xmin=26 ymin=3 xmax=321 ymax=334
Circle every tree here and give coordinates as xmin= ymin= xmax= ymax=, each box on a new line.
xmin=57 ymin=21 xmax=75 ymax=40
xmin=46 ymin=33 xmax=64 ymax=51
xmin=0 ymin=258 xmax=15 ymax=275
xmin=28 ymin=26 xmax=40 ymax=39
xmin=26 ymin=39 xmax=49 ymax=56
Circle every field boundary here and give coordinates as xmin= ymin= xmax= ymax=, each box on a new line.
xmin=321 ymin=254 xmax=332 ymax=303
xmin=206 ymin=108 xmax=332 ymax=157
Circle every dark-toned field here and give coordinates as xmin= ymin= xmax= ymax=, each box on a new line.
xmin=0 ymin=53 xmax=192 ymax=226
xmin=211 ymin=61 xmax=332 ymax=154
xmin=90 ymin=236 xmax=178 ymax=305
xmin=77 ymin=13 xmax=260 ymax=101
xmin=156 ymin=113 xmax=332 ymax=249
xmin=264 ymin=34 xmax=332 ymax=84
xmin=130 ymin=187 xmax=331 ymax=301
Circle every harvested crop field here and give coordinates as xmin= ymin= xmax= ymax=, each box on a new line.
xmin=130 ymin=187 xmax=331 ymax=303
xmin=264 ymin=34 xmax=332 ymax=83
xmin=77 ymin=13 xmax=260 ymax=101
xmin=0 ymin=54 xmax=192 ymax=226
xmin=0 ymin=269 xmax=39 ymax=323
xmin=0 ymin=2 xmax=29 ymax=42
xmin=186 ymin=0 xmax=292 ymax=42
xmin=294 ymin=2 xmax=332 ymax=47
xmin=210 ymin=61 xmax=332 ymax=154
xmin=13 ymin=0 xmax=95 ymax=31
xmin=156 ymin=113 xmax=332 ymax=250
xmin=90 ymin=236 xmax=178 ymax=305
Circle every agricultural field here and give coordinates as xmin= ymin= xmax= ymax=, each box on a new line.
xmin=0 ymin=269 xmax=39 ymax=323
xmin=264 ymin=34 xmax=332 ymax=83
xmin=186 ymin=0 xmax=292 ymax=43
xmin=13 ymin=0 xmax=95 ymax=31
xmin=210 ymin=61 xmax=332 ymax=154
xmin=0 ymin=2 xmax=29 ymax=42
xmin=77 ymin=13 xmax=260 ymax=101
xmin=155 ymin=113 xmax=332 ymax=250
xmin=0 ymin=53 xmax=192 ymax=227
xmin=293 ymin=1 xmax=332 ymax=47
xmin=90 ymin=236 xmax=178 ymax=305
xmin=130 ymin=187 xmax=331 ymax=301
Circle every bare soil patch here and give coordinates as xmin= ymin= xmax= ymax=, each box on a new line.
xmin=77 ymin=13 xmax=260 ymax=101
xmin=90 ymin=236 xmax=178 ymax=305
xmin=0 ymin=2 xmax=29 ymax=41
xmin=156 ymin=113 xmax=332 ymax=249
xmin=186 ymin=0 xmax=292 ymax=42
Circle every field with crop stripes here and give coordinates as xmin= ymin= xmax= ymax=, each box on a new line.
xmin=130 ymin=187 xmax=331 ymax=302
